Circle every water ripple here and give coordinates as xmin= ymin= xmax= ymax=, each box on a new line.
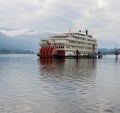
xmin=0 ymin=55 xmax=120 ymax=113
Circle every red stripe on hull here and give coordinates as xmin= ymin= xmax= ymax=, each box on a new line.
xmin=39 ymin=48 xmax=56 ymax=58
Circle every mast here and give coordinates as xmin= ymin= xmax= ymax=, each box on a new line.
xmin=69 ymin=27 xmax=71 ymax=36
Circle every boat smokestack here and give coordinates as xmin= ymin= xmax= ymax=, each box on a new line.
xmin=86 ymin=30 xmax=88 ymax=35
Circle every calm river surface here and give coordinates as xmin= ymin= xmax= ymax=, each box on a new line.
xmin=0 ymin=54 xmax=120 ymax=113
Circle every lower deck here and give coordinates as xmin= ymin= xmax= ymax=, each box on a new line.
xmin=38 ymin=48 xmax=97 ymax=59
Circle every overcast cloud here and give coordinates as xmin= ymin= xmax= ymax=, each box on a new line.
xmin=0 ymin=0 xmax=120 ymax=45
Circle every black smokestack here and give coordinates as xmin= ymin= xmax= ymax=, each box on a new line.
xmin=86 ymin=30 xmax=88 ymax=35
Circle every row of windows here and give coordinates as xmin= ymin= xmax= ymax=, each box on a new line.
xmin=66 ymin=45 xmax=96 ymax=50
xmin=42 ymin=45 xmax=64 ymax=49
xmin=41 ymin=45 xmax=96 ymax=50
xmin=68 ymin=40 xmax=86 ymax=44
xmin=71 ymin=35 xmax=94 ymax=40
xmin=88 ymin=39 xmax=96 ymax=42
xmin=67 ymin=40 xmax=96 ymax=45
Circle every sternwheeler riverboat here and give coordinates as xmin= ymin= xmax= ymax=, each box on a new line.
xmin=38 ymin=30 xmax=97 ymax=58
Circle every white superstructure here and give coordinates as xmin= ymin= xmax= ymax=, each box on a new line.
xmin=39 ymin=30 xmax=97 ymax=58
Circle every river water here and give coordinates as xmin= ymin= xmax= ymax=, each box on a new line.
xmin=0 ymin=54 xmax=120 ymax=113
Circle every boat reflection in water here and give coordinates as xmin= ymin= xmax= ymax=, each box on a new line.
xmin=39 ymin=58 xmax=97 ymax=80
xmin=40 ymin=58 xmax=65 ymax=65
xmin=38 ymin=58 xmax=97 ymax=113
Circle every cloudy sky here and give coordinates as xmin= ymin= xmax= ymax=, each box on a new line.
xmin=0 ymin=0 xmax=120 ymax=46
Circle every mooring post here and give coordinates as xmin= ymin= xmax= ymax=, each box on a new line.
xmin=98 ymin=51 xmax=102 ymax=59
xmin=115 ymin=50 xmax=118 ymax=60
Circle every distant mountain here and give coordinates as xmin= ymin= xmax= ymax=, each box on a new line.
xmin=0 ymin=48 xmax=34 ymax=54
xmin=0 ymin=31 xmax=49 ymax=53
xmin=0 ymin=32 xmax=18 ymax=49
xmin=14 ymin=32 xmax=50 ymax=52
xmin=0 ymin=32 xmax=34 ymax=54
xmin=97 ymin=39 xmax=120 ymax=49
xmin=97 ymin=48 xmax=120 ymax=55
